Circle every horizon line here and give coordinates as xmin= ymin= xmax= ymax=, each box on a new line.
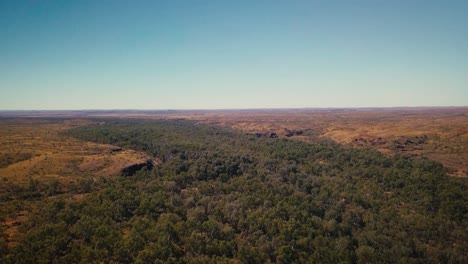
xmin=1 ymin=105 xmax=467 ymax=112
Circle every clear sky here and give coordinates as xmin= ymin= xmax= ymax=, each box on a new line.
xmin=0 ymin=0 xmax=467 ymax=110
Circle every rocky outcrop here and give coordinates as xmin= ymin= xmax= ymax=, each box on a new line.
xmin=121 ymin=160 xmax=154 ymax=176
xmin=246 ymin=132 xmax=279 ymax=138
xmin=352 ymin=135 xmax=429 ymax=152
xmin=353 ymin=137 xmax=387 ymax=146
xmin=392 ymin=135 xmax=428 ymax=151
xmin=110 ymin=147 xmax=123 ymax=153
xmin=247 ymin=129 xmax=307 ymax=138
xmin=285 ymin=129 xmax=304 ymax=137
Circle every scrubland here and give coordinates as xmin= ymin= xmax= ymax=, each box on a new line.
xmin=0 ymin=109 xmax=466 ymax=262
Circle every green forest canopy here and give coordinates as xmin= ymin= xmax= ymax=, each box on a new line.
xmin=1 ymin=119 xmax=466 ymax=263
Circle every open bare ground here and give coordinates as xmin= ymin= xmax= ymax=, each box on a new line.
xmin=0 ymin=119 xmax=151 ymax=185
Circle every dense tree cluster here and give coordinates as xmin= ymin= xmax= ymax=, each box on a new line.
xmin=1 ymin=119 xmax=466 ymax=263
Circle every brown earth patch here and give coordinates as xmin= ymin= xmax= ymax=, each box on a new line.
xmin=0 ymin=119 xmax=152 ymax=185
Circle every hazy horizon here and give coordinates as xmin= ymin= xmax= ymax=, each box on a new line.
xmin=1 ymin=106 xmax=467 ymax=113
xmin=1 ymin=1 xmax=467 ymax=110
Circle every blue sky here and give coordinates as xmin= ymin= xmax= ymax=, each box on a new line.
xmin=0 ymin=0 xmax=467 ymax=110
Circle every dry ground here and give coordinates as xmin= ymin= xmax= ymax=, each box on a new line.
xmin=0 ymin=118 xmax=150 ymax=186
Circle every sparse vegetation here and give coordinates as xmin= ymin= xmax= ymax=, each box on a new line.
xmin=0 ymin=119 xmax=151 ymax=185
xmin=0 ymin=153 xmax=34 ymax=169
